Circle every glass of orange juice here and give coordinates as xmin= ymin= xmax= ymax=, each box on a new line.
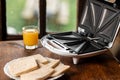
xmin=22 ymin=26 xmax=39 ymax=50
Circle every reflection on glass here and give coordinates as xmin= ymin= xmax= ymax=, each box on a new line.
xmin=6 ymin=0 xmax=39 ymax=35
xmin=46 ymin=0 xmax=77 ymax=33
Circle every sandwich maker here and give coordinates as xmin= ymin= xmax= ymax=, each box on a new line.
xmin=41 ymin=0 xmax=120 ymax=64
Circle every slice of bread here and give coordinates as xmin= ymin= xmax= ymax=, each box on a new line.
xmin=40 ymin=58 xmax=60 ymax=68
xmin=20 ymin=67 xmax=54 ymax=80
xmin=8 ymin=56 xmax=38 ymax=77
xmin=51 ymin=63 xmax=70 ymax=77
xmin=32 ymin=54 xmax=48 ymax=64
xmin=7 ymin=54 xmax=70 ymax=79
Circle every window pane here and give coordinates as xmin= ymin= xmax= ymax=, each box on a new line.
xmin=46 ymin=0 xmax=77 ymax=33
xmin=6 ymin=0 xmax=39 ymax=35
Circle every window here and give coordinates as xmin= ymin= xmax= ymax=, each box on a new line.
xmin=6 ymin=0 xmax=39 ymax=35
xmin=46 ymin=0 xmax=77 ymax=33
xmin=0 ymin=0 xmax=85 ymax=40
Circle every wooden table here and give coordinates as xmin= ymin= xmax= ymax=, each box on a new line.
xmin=0 ymin=40 xmax=120 ymax=80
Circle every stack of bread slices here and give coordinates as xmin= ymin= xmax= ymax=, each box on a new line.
xmin=8 ymin=54 xmax=70 ymax=80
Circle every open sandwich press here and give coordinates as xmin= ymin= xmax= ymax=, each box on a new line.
xmin=41 ymin=0 xmax=120 ymax=64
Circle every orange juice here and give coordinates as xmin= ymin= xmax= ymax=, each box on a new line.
xmin=23 ymin=29 xmax=39 ymax=46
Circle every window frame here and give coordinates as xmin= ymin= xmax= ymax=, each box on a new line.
xmin=0 ymin=0 xmax=85 ymax=41
xmin=0 ymin=0 xmax=7 ymax=40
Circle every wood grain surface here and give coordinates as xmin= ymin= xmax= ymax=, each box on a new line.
xmin=0 ymin=40 xmax=120 ymax=80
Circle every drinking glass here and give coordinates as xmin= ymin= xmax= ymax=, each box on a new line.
xmin=22 ymin=26 xmax=39 ymax=50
